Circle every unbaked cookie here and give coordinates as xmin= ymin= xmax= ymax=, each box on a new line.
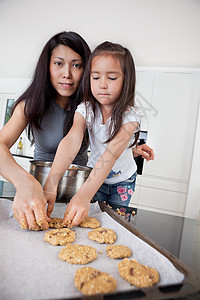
xmin=74 ymin=266 xmax=117 ymax=295
xmin=118 ymin=258 xmax=159 ymax=288
xmin=44 ymin=228 xmax=76 ymax=246
xmin=59 ymin=244 xmax=97 ymax=264
xmin=19 ymin=216 xmax=65 ymax=231
xmin=79 ymin=216 xmax=100 ymax=229
xmin=106 ymin=245 xmax=132 ymax=259
xmin=88 ymin=227 xmax=116 ymax=244
xmin=49 ymin=217 xmax=66 ymax=229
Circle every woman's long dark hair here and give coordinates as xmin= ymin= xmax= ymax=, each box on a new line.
xmin=12 ymin=31 xmax=91 ymax=142
xmin=81 ymin=41 xmax=139 ymax=147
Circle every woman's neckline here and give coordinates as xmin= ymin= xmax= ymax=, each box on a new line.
xmin=52 ymin=99 xmax=68 ymax=112
xmin=54 ymin=94 xmax=69 ymax=110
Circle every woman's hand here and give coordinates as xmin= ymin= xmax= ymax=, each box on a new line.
xmin=133 ymin=144 xmax=155 ymax=161
xmin=12 ymin=175 xmax=50 ymax=230
xmin=63 ymin=194 xmax=90 ymax=227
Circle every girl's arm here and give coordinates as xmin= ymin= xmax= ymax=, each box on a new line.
xmin=0 ymin=101 xmax=49 ymax=230
xmin=43 ymin=112 xmax=86 ymax=216
xmin=63 ymin=121 xmax=138 ymax=226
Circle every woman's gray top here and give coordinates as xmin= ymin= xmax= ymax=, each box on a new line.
xmin=32 ymin=99 xmax=88 ymax=166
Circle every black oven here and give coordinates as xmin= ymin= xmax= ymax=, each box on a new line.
xmin=134 ymin=131 xmax=148 ymax=175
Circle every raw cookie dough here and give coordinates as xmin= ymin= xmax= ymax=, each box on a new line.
xmin=59 ymin=244 xmax=97 ymax=264
xmin=19 ymin=216 xmax=28 ymax=230
xmin=106 ymin=245 xmax=132 ymax=259
xmin=118 ymin=258 xmax=159 ymax=288
xmin=79 ymin=216 xmax=100 ymax=229
xmin=74 ymin=266 xmax=117 ymax=295
xmin=88 ymin=227 xmax=116 ymax=244
xmin=19 ymin=215 xmax=41 ymax=231
xmin=49 ymin=217 xmax=65 ymax=229
xmin=44 ymin=228 xmax=76 ymax=246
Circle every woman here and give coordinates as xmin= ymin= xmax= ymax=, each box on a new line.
xmin=0 ymin=31 xmax=154 ymax=230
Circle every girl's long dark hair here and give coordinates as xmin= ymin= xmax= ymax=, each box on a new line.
xmin=81 ymin=41 xmax=139 ymax=147
xmin=12 ymin=31 xmax=91 ymax=142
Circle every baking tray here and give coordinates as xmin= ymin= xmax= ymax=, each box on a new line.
xmin=1 ymin=195 xmax=199 ymax=299
xmin=59 ymin=202 xmax=200 ymax=300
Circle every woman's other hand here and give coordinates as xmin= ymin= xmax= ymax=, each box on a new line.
xmin=133 ymin=144 xmax=154 ymax=161
xmin=12 ymin=175 xmax=49 ymax=230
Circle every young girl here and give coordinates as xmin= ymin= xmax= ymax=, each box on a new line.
xmin=44 ymin=41 xmax=143 ymax=226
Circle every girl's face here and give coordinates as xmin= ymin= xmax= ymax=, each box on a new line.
xmin=90 ymin=55 xmax=124 ymax=110
xmin=50 ymin=45 xmax=83 ymax=105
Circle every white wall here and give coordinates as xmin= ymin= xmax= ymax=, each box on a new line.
xmin=0 ymin=0 xmax=200 ymax=78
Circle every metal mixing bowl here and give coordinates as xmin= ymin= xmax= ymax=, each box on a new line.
xmin=29 ymin=160 xmax=92 ymax=201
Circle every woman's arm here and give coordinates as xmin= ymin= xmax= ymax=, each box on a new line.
xmin=63 ymin=121 xmax=138 ymax=226
xmin=43 ymin=111 xmax=86 ymax=216
xmin=0 ymin=101 xmax=49 ymax=230
xmin=0 ymin=102 xmax=28 ymax=181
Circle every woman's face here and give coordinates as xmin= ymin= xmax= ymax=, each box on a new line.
xmin=50 ymin=45 xmax=83 ymax=105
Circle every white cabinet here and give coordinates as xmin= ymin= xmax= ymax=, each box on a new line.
xmin=185 ymin=87 xmax=200 ymax=219
xmin=135 ymin=70 xmax=155 ymax=131
xmin=144 ymin=71 xmax=199 ymax=181
xmin=131 ymin=69 xmax=200 ymax=217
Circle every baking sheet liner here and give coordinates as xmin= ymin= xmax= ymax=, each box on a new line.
xmin=0 ymin=198 xmax=184 ymax=300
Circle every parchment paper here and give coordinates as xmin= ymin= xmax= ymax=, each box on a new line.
xmin=0 ymin=198 xmax=184 ymax=300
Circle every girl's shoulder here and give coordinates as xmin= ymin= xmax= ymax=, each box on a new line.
xmin=76 ymin=101 xmax=93 ymax=115
xmin=124 ymin=106 xmax=143 ymax=116
xmin=76 ymin=102 xmax=94 ymax=128
xmin=123 ymin=106 xmax=143 ymax=122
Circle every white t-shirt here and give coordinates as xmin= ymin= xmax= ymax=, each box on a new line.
xmin=76 ymin=102 xmax=142 ymax=184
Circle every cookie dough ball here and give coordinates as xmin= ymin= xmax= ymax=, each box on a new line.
xmin=59 ymin=244 xmax=97 ymax=264
xmin=88 ymin=228 xmax=116 ymax=244
xmin=49 ymin=217 xmax=66 ymax=229
xmin=44 ymin=228 xmax=76 ymax=246
xmin=79 ymin=216 xmax=100 ymax=228
xmin=106 ymin=245 xmax=132 ymax=259
xmin=74 ymin=266 xmax=117 ymax=295
xmin=118 ymin=258 xmax=159 ymax=288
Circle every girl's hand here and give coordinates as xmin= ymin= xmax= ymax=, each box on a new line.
xmin=12 ymin=176 xmax=49 ymax=230
xmin=43 ymin=177 xmax=58 ymax=218
xmin=133 ymin=144 xmax=155 ymax=161
xmin=63 ymin=194 xmax=90 ymax=227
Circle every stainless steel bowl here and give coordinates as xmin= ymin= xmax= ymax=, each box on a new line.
xmin=29 ymin=160 xmax=92 ymax=201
